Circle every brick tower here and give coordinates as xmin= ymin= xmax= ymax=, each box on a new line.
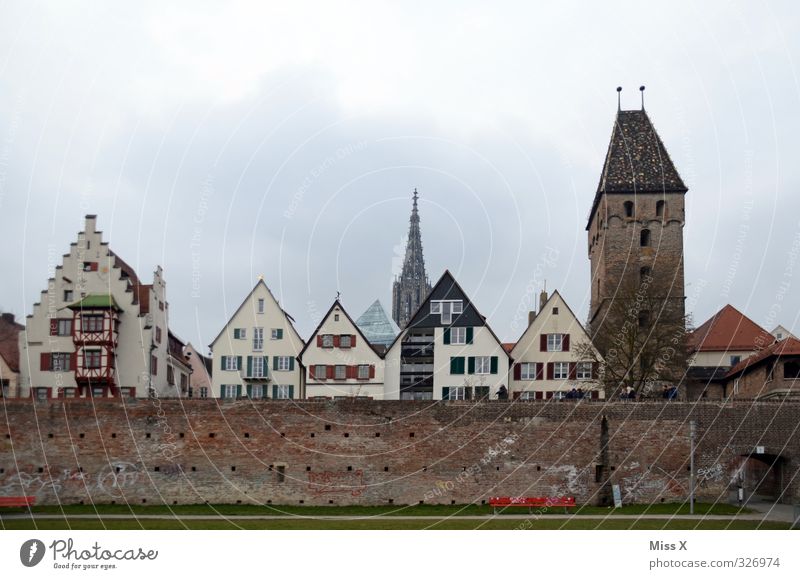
xmin=587 ymin=93 xmax=687 ymax=350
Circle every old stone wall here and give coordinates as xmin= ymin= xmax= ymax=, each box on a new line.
xmin=0 ymin=399 xmax=797 ymax=506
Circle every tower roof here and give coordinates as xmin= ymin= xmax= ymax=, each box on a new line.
xmin=587 ymin=108 xmax=687 ymax=229
xmin=688 ymin=304 xmax=772 ymax=353
xmin=356 ymin=300 xmax=399 ymax=347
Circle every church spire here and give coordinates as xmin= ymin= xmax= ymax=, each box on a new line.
xmin=392 ymin=188 xmax=432 ymax=329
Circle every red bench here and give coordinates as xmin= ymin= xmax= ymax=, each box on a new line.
xmin=489 ymin=496 xmax=575 ymax=514
xmin=0 ymin=496 xmax=36 ymax=508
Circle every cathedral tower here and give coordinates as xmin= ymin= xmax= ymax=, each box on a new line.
xmin=392 ymin=189 xmax=432 ymax=329
xmin=587 ymin=96 xmax=687 ymax=348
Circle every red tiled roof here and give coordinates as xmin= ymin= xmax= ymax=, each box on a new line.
xmin=688 ymin=304 xmax=772 ymax=352
xmin=726 ymin=337 xmax=800 ymax=378
xmin=502 ymin=342 xmax=515 ymax=354
xmin=0 ymin=313 xmax=24 ymax=373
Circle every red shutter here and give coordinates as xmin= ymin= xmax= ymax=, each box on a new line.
xmin=591 ymin=390 xmax=599 ymax=400
xmin=562 ymin=334 xmax=570 ymax=351
xmin=535 ymin=363 xmax=544 ymax=380
xmin=40 ymin=353 xmax=51 ymax=371
xmin=346 ymin=366 xmax=355 ymax=379
xmin=513 ymin=391 xmax=521 ymax=400
xmin=309 ymin=366 xmax=316 ymax=379
xmin=351 ymin=335 xmax=356 ymax=347
xmin=568 ymin=363 xmax=576 ymax=380
xmin=369 ymin=365 xmax=375 ymax=379
xmin=546 ymin=362 xmax=554 ymax=380
xmin=592 ymin=362 xmax=599 ymax=379
xmin=69 ymin=351 xmax=77 ymax=371
xmin=540 ymin=334 xmax=547 ymax=352
xmin=49 ymin=319 xmax=58 ymax=336
xmin=90 ymin=262 xmax=98 ymax=271
xmin=513 ymin=363 xmax=521 ymax=380
xmin=316 ymin=335 xmax=323 ymax=347
xmin=326 ymin=366 xmax=334 ymax=379
xmin=546 ymin=391 xmax=553 ymax=399
xmin=535 ymin=391 xmax=543 ymax=400
xmin=333 ymin=335 xmax=340 ymax=347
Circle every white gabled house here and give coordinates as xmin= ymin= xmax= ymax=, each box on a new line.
xmin=384 ymin=270 xmax=510 ymax=401
xmin=299 ymin=300 xmax=385 ymax=399
xmin=509 ymin=290 xmax=603 ymax=400
xmin=209 ymin=279 xmax=305 ymax=400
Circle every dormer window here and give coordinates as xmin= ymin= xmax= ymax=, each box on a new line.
xmin=431 ymin=300 xmax=463 ymax=324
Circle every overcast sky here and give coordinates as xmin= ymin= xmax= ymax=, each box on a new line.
xmin=1 ymin=1 xmax=799 ymax=349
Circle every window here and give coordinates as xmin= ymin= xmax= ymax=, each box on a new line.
xmin=1 ymin=379 xmax=10 ymax=398
xmin=315 ymin=365 xmax=326 ymax=380
xmin=656 ymin=200 xmax=665 ymax=218
xmin=181 ymin=373 xmax=188 ymax=390
xmin=277 ymin=356 xmax=291 ymax=371
xmin=91 ymin=386 xmax=104 ymax=398
xmin=577 ymin=362 xmax=593 ymax=380
xmin=547 ymin=334 xmax=564 ymax=352
xmin=776 ymin=332 xmax=783 ymax=340
xmin=234 ymin=328 xmax=246 ymax=339
xmin=448 ymin=387 xmax=466 ymax=400
xmin=474 ymin=356 xmax=491 ymax=374
xmin=640 ymin=228 xmax=651 ymax=247
xmin=63 ymin=290 xmax=74 ymax=302
xmin=340 ymin=335 xmax=352 ymax=348
xmin=520 ymin=391 xmax=535 ymax=400
xmin=335 ymin=365 xmax=346 ymax=380
xmin=334 ymin=314 xmax=340 ymax=321
xmin=624 ymin=201 xmax=634 ymax=217
xmin=253 ymin=327 xmax=264 ymax=351
xmin=82 ymin=315 xmax=103 ymax=332
xmin=357 ymin=365 xmax=370 ymax=379
xmin=250 ymin=384 xmax=263 ymax=399
xmin=199 ymin=387 xmax=208 ymax=399
xmin=35 ymin=387 xmax=49 ymax=400
xmin=224 ymin=356 xmax=239 ymax=371
xmin=730 ymin=355 xmax=741 ymax=366
xmin=271 ymin=328 xmax=283 ymax=340
xmin=784 ymin=362 xmax=800 ymax=379
xmin=151 ymin=355 xmax=158 ymax=375
xmin=552 ymin=307 xmax=559 ymax=315
xmin=84 ymin=350 xmax=102 ymax=369
xmin=155 ymin=327 xmax=162 ymax=344
xmin=322 ymin=334 xmax=334 ymax=348
xmin=54 ymin=319 xmax=72 ymax=336
xmin=474 ymin=386 xmax=490 ymax=399
xmin=257 ymin=298 xmax=265 ymax=314
xmin=520 ymin=363 xmax=536 ymax=380
xmin=554 ymin=362 xmax=569 ymax=380
xmin=451 ymin=327 xmax=466 ymax=345
xmin=252 ymin=356 xmax=265 ymax=378
xmin=638 ymin=310 xmax=650 ymax=328
xmin=274 ymin=385 xmax=291 ymax=400
xmin=223 ymin=384 xmax=238 ymax=399
xmin=431 ymin=300 xmax=463 ymax=324
xmin=82 ymin=262 xmax=98 ymax=272
xmin=167 ymin=366 xmax=175 ymax=385
xmin=51 ymin=353 xmax=71 ymax=372
xmin=60 ymin=387 xmax=76 ymax=398
xmin=276 ymin=465 xmax=286 ymax=483
xmin=640 ymin=266 xmax=652 ymax=284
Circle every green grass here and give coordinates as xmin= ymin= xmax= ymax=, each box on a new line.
xmin=0 ymin=518 xmax=789 ymax=531
xmin=1 ymin=501 xmax=749 ymax=518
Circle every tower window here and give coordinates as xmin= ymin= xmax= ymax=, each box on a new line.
xmin=640 ymin=229 xmax=651 ymax=247
xmin=656 ymin=200 xmax=666 ymax=218
xmin=624 ymin=201 xmax=634 ymax=218
xmin=640 ymin=266 xmax=651 ymax=283
xmin=638 ymin=310 xmax=650 ymax=328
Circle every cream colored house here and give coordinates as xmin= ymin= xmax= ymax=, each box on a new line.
xmin=300 ymin=300 xmax=385 ymax=399
xmin=19 ymin=215 xmax=179 ymax=399
xmin=508 ymin=290 xmax=603 ymax=399
xmin=209 ymin=279 xmax=305 ymax=399
xmin=383 ymin=270 xmax=510 ymax=401
xmin=184 ymin=342 xmax=213 ymax=399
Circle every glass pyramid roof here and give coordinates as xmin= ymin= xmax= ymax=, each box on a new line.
xmin=356 ymin=300 xmax=399 ymax=347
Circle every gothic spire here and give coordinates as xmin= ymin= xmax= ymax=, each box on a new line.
xmin=392 ymin=188 xmax=432 ymax=328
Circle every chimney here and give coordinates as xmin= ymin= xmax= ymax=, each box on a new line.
xmin=1 ymin=312 xmax=15 ymax=324
xmin=528 ymin=311 xmax=536 ymax=326
xmin=539 ymin=289 xmax=548 ymax=313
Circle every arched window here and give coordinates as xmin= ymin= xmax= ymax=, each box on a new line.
xmin=656 ymin=200 xmax=666 ymax=218
xmin=640 ymin=228 xmax=651 ymax=247
xmin=624 ymin=201 xmax=634 ymax=218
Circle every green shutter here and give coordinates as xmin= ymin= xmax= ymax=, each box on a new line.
xmin=236 ymin=384 xmax=242 ymax=398
xmin=443 ymin=328 xmax=451 ymax=344
xmin=288 ymin=385 xmax=294 ymax=399
xmin=466 ymin=327 xmax=473 ymax=344
xmin=263 ymin=357 xmax=269 ymax=376
xmin=236 ymin=356 xmax=242 ymax=370
xmin=490 ymin=356 xmax=498 ymax=374
xmin=220 ymin=356 xmax=226 ymax=370
xmin=468 ymin=357 xmax=475 ymax=374
xmin=233 ymin=329 xmax=239 ymax=339
xmin=277 ymin=329 xmax=284 ymax=339
xmin=450 ymin=357 xmax=464 ymax=375
xmin=246 ymin=384 xmax=252 ymax=398
xmin=273 ymin=357 xmax=279 ymax=371
xmin=442 ymin=387 xmax=450 ymax=400
xmin=289 ymin=357 xmax=295 ymax=371
xmin=247 ymin=356 xmax=252 ymax=377
xmin=220 ymin=385 xmax=226 ymax=398
xmin=464 ymin=387 xmax=472 ymax=400
xmin=272 ymin=384 xmax=278 ymax=399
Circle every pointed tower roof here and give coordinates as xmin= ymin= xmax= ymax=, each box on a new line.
xmin=587 ymin=108 xmax=687 ymax=229
xmin=688 ymin=304 xmax=773 ymax=353
xmin=392 ymin=188 xmax=432 ymax=328
xmin=356 ymin=300 xmax=399 ymax=347
xmin=401 ymin=189 xmax=428 ymax=282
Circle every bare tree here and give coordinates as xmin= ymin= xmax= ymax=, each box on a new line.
xmin=578 ymin=271 xmax=689 ymax=399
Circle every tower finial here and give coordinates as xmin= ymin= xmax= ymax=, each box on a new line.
xmin=639 ymin=85 xmax=645 ymax=110
xmin=616 ymin=86 xmax=622 ymax=111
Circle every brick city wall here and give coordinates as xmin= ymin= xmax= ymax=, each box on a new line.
xmin=0 ymin=399 xmax=797 ymax=506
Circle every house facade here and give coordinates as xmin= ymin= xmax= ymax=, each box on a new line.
xmin=724 ymin=337 xmax=800 ymax=400
xmin=509 ymin=290 xmax=602 ymax=400
xmin=0 ymin=313 xmax=24 ymax=398
xmin=184 ymin=342 xmax=212 ymax=399
xmin=384 ymin=270 xmax=510 ymax=401
xmin=18 ymin=215 xmax=178 ymax=399
xmin=209 ymin=279 xmax=305 ymax=400
xmin=300 ymin=300 xmax=384 ymax=399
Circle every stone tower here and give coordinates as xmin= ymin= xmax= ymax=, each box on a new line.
xmin=392 ymin=189 xmax=432 ymax=329
xmin=587 ymin=101 xmax=687 ymax=347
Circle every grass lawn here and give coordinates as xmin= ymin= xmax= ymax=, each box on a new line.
xmin=0 ymin=518 xmax=789 ymax=530
xmin=2 ymin=501 xmax=749 ymax=518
